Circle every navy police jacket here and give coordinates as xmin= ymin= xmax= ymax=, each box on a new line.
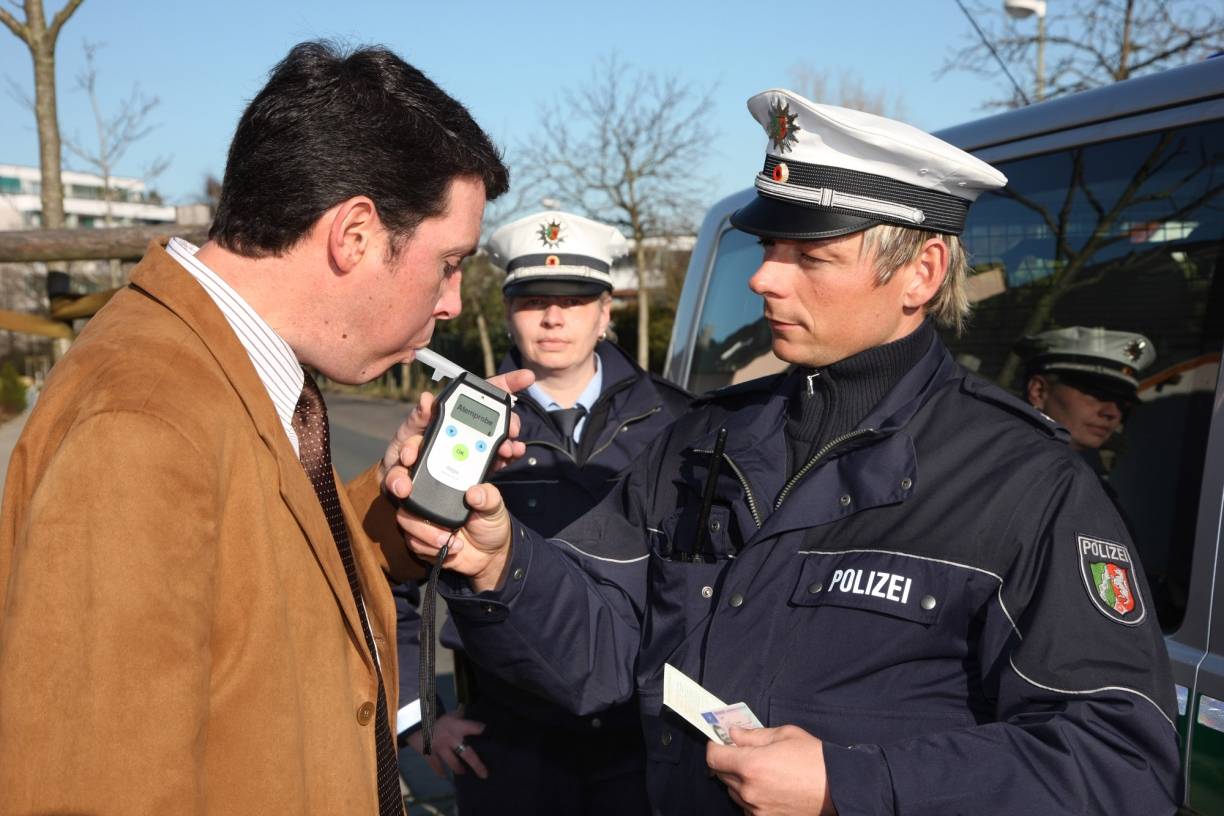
xmin=441 ymin=335 xmax=1180 ymax=815
xmin=491 ymin=339 xmax=692 ymax=538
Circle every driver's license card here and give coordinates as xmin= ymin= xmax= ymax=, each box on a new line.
xmin=700 ymin=703 xmax=764 ymax=745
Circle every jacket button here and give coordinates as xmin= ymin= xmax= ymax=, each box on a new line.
xmin=920 ymin=595 xmax=937 ymax=611
xmin=900 ymin=477 xmax=913 ymax=490
xmin=591 ymin=717 xmax=602 ymax=729
xmin=701 ymin=585 xmax=713 ymax=599
xmin=527 ymin=497 xmax=538 ymax=508
xmin=661 ymin=731 xmax=673 ymax=746
xmin=808 ymin=582 xmax=823 ymax=594
xmin=839 ymin=494 xmax=852 ymax=507
xmin=709 ymin=519 xmax=721 ymax=533
xmin=729 ymin=592 xmax=744 ymax=608
xmin=356 ymin=702 xmax=374 ymax=726
xmin=482 ymin=603 xmax=497 ymax=615
xmin=528 ymin=457 xmax=538 ymax=466
xmin=512 ymin=567 xmax=525 ymax=581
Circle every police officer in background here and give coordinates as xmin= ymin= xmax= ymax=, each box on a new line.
xmin=1020 ymin=326 xmax=1154 ymax=454
xmin=400 ymin=211 xmax=689 ymax=814
xmin=389 ymin=91 xmax=1179 ymax=814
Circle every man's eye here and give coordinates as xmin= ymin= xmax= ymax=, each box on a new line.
xmin=443 ymin=262 xmax=459 ymax=277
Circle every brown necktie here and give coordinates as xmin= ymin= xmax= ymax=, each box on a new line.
xmin=292 ymin=372 xmax=404 ymax=816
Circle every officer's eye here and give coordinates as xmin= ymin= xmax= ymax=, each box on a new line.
xmin=756 ymin=237 xmax=775 ymax=247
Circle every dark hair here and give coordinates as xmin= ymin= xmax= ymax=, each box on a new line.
xmin=209 ymin=41 xmax=509 ymax=257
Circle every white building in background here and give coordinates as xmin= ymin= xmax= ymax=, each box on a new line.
xmin=609 ymin=234 xmax=697 ymax=295
xmin=0 ymin=163 xmax=177 ymax=230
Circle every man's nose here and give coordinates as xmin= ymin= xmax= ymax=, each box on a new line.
xmin=435 ymin=273 xmax=463 ymax=320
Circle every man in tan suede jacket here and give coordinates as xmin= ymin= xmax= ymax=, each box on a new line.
xmin=0 ymin=42 xmax=525 ymax=815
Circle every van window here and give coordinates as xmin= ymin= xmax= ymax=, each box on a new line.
xmin=687 ymin=228 xmax=778 ymax=395
xmin=950 ymin=119 xmax=1223 ymax=632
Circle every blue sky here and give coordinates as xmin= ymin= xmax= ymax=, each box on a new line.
xmin=0 ymin=0 xmax=1014 ymax=214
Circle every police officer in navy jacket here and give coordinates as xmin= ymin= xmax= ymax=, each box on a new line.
xmin=400 ymin=211 xmax=690 ymax=814
xmin=391 ymin=91 xmax=1180 ymax=815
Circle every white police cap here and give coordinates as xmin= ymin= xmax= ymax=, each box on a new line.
xmin=1019 ymin=326 xmax=1157 ymax=393
xmin=489 ymin=210 xmax=628 ymax=298
xmin=731 ymin=89 xmax=1007 ymax=240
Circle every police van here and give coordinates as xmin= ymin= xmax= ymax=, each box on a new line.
xmin=664 ymin=58 xmax=1223 ymax=813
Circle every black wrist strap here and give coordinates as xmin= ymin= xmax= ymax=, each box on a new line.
xmin=418 ymin=534 xmax=453 ymax=755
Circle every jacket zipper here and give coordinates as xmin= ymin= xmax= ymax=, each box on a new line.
xmin=774 ymin=428 xmax=878 ymax=510
xmin=586 ymin=406 xmax=661 ymax=461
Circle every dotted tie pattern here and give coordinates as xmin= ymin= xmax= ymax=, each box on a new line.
xmin=293 ymin=372 xmax=404 ymax=816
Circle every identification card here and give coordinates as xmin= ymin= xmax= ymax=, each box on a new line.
xmin=663 ymin=664 xmax=762 ymax=744
xmin=701 ymin=703 xmax=764 ymax=745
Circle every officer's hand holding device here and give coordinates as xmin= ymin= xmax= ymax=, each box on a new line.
xmin=398 ymin=349 xmax=514 ymax=528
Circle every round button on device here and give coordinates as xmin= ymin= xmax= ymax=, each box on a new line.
xmin=445 ymin=425 xmax=458 ymax=438
xmin=475 ymin=439 xmax=488 ymax=453
xmin=452 ymin=444 xmax=469 ymax=461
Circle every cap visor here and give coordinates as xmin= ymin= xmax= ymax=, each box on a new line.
xmin=730 ymin=194 xmax=880 ymax=241
xmin=1053 ymin=370 xmax=1139 ymax=400
xmin=504 ymin=278 xmax=610 ymax=298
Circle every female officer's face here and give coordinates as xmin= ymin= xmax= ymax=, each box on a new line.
xmin=507 ymin=293 xmax=612 ymax=377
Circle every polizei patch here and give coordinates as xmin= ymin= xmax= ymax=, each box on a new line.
xmin=1078 ymin=534 xmax=1145 ymax=625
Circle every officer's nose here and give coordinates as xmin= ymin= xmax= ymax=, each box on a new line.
xmin=541 ymin=303 xmax=564 ymax=327
xmin=1099 ymin=399 xmax=1122 ymax=421
xmin=749 ymin=261 xmax=781 ymax=298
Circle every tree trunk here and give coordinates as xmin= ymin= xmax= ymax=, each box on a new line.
xmin=27 ymin=2 xmax=66 ymax=229
xmin=476 ymin=312 xmax=495 ymax=378
xmin=634 ymin=240 xmax=650 ymax=370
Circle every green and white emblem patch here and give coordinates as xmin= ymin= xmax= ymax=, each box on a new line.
xmin=1077 ymin=534 xmax=1145 ymax=625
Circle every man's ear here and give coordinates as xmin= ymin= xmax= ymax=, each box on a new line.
xmin=901 ymin=237 xmax=948 ymax=311
xmin=327 ymin=196 xmax=379 ymax=274
xmin=1027 ymin=375 xmax=1049 ymax=410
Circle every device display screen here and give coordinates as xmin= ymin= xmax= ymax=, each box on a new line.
xmin=452 ymin=393 xmax=499 ymax=436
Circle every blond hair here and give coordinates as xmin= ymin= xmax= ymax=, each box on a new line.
xmin=859 ymin=224 xmax=971 ymax=335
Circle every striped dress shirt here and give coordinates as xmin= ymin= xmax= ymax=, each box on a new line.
xmin=165 ymin=237 xmax=304 ymax=455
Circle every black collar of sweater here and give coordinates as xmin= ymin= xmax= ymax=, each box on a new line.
xmin=785 ymin=320 xmax=936 ymax=473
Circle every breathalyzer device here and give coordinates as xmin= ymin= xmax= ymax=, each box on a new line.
xmin=400 ymin=349 xmax=513 ymax=529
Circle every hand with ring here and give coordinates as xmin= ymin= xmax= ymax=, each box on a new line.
xmin=407 ymin=710 xmax=489 ymax=779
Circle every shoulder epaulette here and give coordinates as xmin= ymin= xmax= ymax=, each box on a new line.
xmin=960 ymin=373 xmax=1068 ymax=441
xmin=693 ymin=371 xmax=789 ymax=406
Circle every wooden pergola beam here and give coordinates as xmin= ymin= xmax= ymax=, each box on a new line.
xmin=0 ymin=224 xmax=210 ymax=263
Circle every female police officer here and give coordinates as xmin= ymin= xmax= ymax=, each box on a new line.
xmin=400 ymin=210 xmax=690 ymax=815
xmin=390 ymin=93 xmax=1179 ymax=815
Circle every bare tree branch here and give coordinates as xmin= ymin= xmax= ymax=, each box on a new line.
xmin=47 ymin=0 xmax=84 ymax=44
xmin=0 ymin=5 xmax=29 ymax=44
xmin=941 ymin=0 xmax=1223 ymax=109
xmin=516 ymin=54 xmax=717 ymax=369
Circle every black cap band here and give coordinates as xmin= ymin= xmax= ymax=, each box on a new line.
xmin=506 ymin=253 xmax=610 ymax=274
xmin=737 ymin=157 xmax=973 ymax=237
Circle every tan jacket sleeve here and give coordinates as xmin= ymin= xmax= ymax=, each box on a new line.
xmin=348 ymin=462 xmax=428 ymax=584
